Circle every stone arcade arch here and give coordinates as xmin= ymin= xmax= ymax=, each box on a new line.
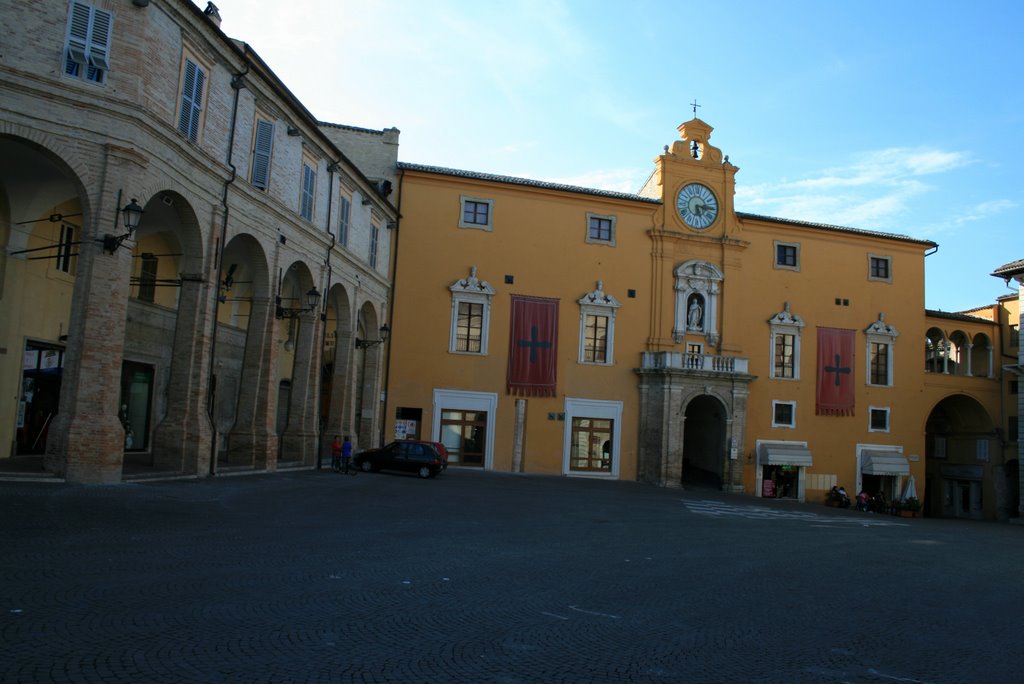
xmin=925 ymin=394 xmax=1006 ymax=520
xmin=130 ymin=191 xmax=211 ymax=477
xmin=354 ymin=300 xmax=385 ymax=451
xmin=0 ymin=135 xmax=90 ymax=469
xmin=215 ymin=234 xmax=272 ymax=470
xmin=277 ymin=261 xmax=322 ymax=466
xmin=321 ymin=283 xmax=355 ymax=456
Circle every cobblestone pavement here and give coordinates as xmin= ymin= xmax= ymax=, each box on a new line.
xmin=2 ymin=469 xmax=1023 ymax=683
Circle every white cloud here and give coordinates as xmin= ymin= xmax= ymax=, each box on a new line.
xmin=544 ymin=168 xmax=650 ymax=194
xmin=736 ymin=146 xmax=974 ymax=229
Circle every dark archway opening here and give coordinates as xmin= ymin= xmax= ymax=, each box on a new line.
xmin=682 ymin=395 xmax=726 ymax=488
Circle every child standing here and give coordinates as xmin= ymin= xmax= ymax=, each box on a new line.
xmin=330 ymin=436 xmax=342 ymax=471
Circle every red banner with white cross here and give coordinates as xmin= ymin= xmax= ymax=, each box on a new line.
xmin=816 ymin=327 xmax=855 ymax=416
xmin=507 ymin=296 xmax=558 ymax=396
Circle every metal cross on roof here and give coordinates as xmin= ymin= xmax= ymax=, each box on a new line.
xmin=690 ymin=99 xmax=701 ymax=116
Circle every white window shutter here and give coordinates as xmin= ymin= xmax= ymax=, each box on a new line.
xmin=87 ymin=8 xmax=112 ymax=70
xmin=178 ymin=59 xmax=205 ymax=141
xmin=66 ymin=2 xmax=91 ymax=64
xmin=252 ymin=120 xmax=274 ymax=189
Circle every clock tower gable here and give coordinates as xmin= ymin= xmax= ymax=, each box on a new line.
xmin=644 ymin=117 xmax=740 ymax=237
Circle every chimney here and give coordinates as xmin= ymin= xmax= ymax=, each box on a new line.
xmin=204 ymin=2 xmax=222 ymax=27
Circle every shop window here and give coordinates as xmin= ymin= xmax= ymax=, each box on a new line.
xmin=569 ymin=417 xmax=613 ymax=473
xmin=119 ymin=361 xmax=154 ymax=451
xmin=440 ymin=409 xmax=487 ymax=466
xmin=17 ymin=343 xmax=65 ymax=455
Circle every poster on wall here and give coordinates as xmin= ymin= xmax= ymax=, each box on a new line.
xmin=394 ymin=420 xmax=417 ymax=440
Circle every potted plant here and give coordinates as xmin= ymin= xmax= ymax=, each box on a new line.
xmin=897 ymin=497 xmax=921 ymax=518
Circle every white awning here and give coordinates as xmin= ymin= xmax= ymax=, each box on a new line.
xmin=861 ymin=450 xmax=910 ymax=476
xmin=759 ymin=444 xmax=813 ymax=467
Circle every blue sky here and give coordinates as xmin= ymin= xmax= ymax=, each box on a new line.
xmin=205 ymin=0 xmax=1023 ymax=311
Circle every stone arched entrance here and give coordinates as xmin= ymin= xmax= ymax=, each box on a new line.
xmin=925 ymin=394 xmax=1004 ymax=520
xmin=682 ymin=395 xmax=727 ymax=487
xmin=636 ymin=365 xmax=752 ymax=491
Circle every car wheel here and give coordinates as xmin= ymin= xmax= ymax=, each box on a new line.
xmin=417 ymin=465 xmax=432 ymax=479
xmin=361 ymin=460 xmax=374 ymax=472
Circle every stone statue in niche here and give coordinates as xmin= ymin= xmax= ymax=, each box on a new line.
xmin=687 ymin=294 xmax=704 ymax=331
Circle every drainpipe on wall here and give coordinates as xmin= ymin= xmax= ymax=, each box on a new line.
xmin=315 ymin=162 xmax=339 ymax=469
xmin=206 ymin=64 xmax=248 ymax=476
xmin=379 ymin=168 xmax=403 ymax=447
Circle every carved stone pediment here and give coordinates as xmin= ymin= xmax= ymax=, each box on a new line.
xmin=865 ymin=312 xmax=899 ymax=338
xmin=768 ymin=302 xmax=805 ymax=328
xmin=578 ymin=280 xmax=620 ymax=308
xmin=450 ymin=265 xmax=495 ymax=296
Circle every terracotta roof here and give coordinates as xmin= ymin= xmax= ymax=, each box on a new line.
xmin=736 ymin=212 xmax=936 ymax=247
xmin=397 ymin=163 xmax=938 ymax=246
xmin=925 ymin=309 xmax=994 ymax=324
xmin=397 ymin=163 xmax=661 ymax=203
xmin=992 ymin=259 xmax=1024 ymax=278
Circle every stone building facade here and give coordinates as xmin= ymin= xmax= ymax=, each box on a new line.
xmin=1 ymin=0 xmax=397 ymax=482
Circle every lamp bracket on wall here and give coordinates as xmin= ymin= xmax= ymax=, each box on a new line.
xmin=355 ymin=323 xmax=390 ymax=349
xmin=275 ymin=287 xmax=321 ymax=319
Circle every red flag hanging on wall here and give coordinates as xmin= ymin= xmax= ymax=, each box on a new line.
xmin=816 ymin=327 xmax=855 ymax=416
xmin=507 ymin=295 xmax=558 ymax=396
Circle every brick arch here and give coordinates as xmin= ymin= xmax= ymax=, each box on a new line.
xmin=0 ymin=125 xmax=96 ymax=194
xmin=134 ymin=190 xmax=205 ymax=274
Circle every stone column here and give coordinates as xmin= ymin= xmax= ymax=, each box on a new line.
xmin=324 ymin=327 xmax=352 ymax=453
xmin=150 ymin=278 xmax=214 ymax=475
xmin=227 ymin=297 xmax=278 ymax=469
xmin=47 ymin=187 xmax=135 ymax=483
xmin=281 ymin=310 xmax=320 ymax=464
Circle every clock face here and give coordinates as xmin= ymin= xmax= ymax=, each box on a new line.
xmin=676 ymin=183 xmax=719 ymax=230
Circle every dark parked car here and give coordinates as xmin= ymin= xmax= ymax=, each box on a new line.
xmin=353 ymin=441 xmax=448 ymax=478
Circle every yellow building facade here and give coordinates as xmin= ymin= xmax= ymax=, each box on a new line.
xmin=387 ymin=118 xmax=1014 ymax=519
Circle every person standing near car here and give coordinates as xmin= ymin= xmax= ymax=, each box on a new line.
xmin=341 ymin=435 xmax=353 ymax=473
xmin=330 ymin=436 xmax=342 ymax=472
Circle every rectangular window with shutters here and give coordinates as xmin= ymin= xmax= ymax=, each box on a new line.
xmin=369 ymin=221 xmax=380 ymax=268
xmin=56 ymin=223 xmax=76 ymax=274
xmin=64 ymin=2 xmax=112 ymax=84
xmin=300 ymin=158 xmax=316 ymax=221
xmin=137 ymin=255 xmax=158 ymax=303
xmin=338 ymin=195 xmax=351 ymax=246
xmin=250 ymin=118 xmax=274 ymax=190
xmin=177 ymin=56 xmax=207 ymax=143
